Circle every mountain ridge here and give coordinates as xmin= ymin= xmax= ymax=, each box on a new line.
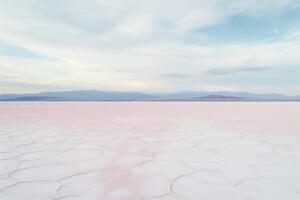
xmin=0 ymin=90 xmax=299 ymax=101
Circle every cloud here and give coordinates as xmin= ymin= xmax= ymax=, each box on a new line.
xmin=0 ymin=0 xmax=299 ymax=94
xmin=283 ymin=25 xmax=300 ymax=40
xmin=206 ymin=66 xmax=271 ymax=75
xmin=162 ymin=73 xmax=193 ymax=78
xmin=0 ymin=80 xmax=83 ymax=94
xmin=0 ymin=41 xmax=56 ymax=63
xmin=0 ymin=80 xmax=61 ymax=90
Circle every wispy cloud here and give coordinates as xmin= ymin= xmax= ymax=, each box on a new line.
xmin=0 ymin=0 xmax=299 ymax=94
xmin=206 ymin=66 xmax=271 ymax=75
xmin=0 ymin=41 xmax=55 ymax=61
xmin=162 ymin=73 xmax=193 ymax=78
xmin=0 ymin=80 xmax=81 ymax=94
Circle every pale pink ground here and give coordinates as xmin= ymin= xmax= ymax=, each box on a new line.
xmin=0 ymin=102 xmax=299 ymax=135
xmin=0 ymin=102 xmax=299 ymax=200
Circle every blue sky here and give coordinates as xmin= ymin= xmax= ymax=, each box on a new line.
xmin=0 ymin=0 xmax=300 ymax=95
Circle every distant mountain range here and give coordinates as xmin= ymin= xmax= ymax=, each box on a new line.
xmin=0 ymin=90 xmax=299 ymax=101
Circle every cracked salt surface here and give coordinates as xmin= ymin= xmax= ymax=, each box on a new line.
xmin=0 ymin=102 xmax=299 ymax=200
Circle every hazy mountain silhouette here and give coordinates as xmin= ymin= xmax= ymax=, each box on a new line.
xmin=0 ymin=90 xmax=299 ymax=101
xmin=193 ymin=95 xmax=243 ymax=101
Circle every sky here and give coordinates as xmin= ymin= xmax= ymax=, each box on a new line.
xmin=0 ymin=0 xmax=300 ymax=95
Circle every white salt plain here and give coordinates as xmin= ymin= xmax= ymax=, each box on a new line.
xmin=0 ymin=102 xmax=299 ymax=200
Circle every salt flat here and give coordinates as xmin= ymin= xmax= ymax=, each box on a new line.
xmin=0 ymin=102 xmax=299 ymax=200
